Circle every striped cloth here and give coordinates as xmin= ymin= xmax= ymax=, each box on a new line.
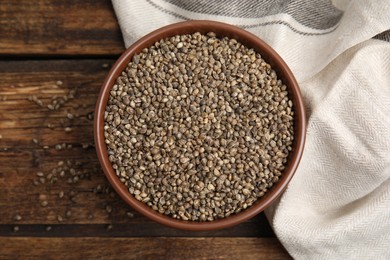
xmin=111 ymin=0 xmax=390 ymax=259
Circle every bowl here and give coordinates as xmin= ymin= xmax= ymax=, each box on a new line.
xmin=94 ymin=20 xmax=306 ymax=231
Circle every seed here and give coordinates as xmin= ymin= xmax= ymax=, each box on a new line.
xmin=96 ymin=185 xmax=102 ymax=193
xmin=13 ymin=226 xmax=19 ymax=232
xmin=56 ymin=80 xmax=63 ymax=86
xmin=145 ymin=59 xmax=152 ymax=67
xmin=59 ymin=191 xmax=64 ymax=198
xmin=46 ymin=226 xmax=52 ymax=231
xmin=40 ymin=201 xmax=48 ymax=207
xmin=57 ymin=215 xmax=63 ymax=222
xmin=32 ymin=138 xmax=39 ymax=144
xmin=107 ymin=224 xmax=113 ymax=231
xmin=105 ymin=205 xmax=112 ymax=213
xmin=64 ymin=127 xmax=72 ymax=133
xmin=180 ymin=157 xmax=190 ymax=164
xmin=87 ymin=113 xmax=94 ymax=120
xmin=242 ymin=189 xmax=251 ymax=196
xmin=14 ymin=214 xmax=22 ymax=221
xmin=207 ymin=184 xmax=215 ymax=191
xmin=67 ymin=113 xmax=74 ymax=119
xmin=65 ymin=210 xmax=72 ymax=218
xmin=72 ymin=176 xmax=79 ymax=183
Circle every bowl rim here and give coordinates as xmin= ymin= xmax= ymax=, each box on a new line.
xmin=94 ymin=20 xmax=306 ymax=231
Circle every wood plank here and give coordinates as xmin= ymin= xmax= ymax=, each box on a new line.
xmin=0 ymin=237 xmax=291 ymax=259
xmin=0 ymin=222 xmax=273 ymax=237
xmin=0 ymin=60 xmax=275 ymax=237
xmin=0 ymin=0 xmax=125 ymax=56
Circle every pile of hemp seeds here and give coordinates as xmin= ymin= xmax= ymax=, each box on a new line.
xmin=104 ymin=32 xmax=294 ymax=221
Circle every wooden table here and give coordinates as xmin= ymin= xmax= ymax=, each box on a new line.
xmin=0 ymin=1 xmax=290 ymax=259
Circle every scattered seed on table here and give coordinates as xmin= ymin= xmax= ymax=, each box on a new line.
xmin=46 ymin=226 xmax=52 ymax=231
xmin=56 ymin=80 xmax=63 ymax=86
xmin=57 ymin=215 xmax=63 ymax=222
xmin=14 ymin=214 xmax=22 ymax=221
xmin=64 ymin=127 xmax=72 ymax=133
xmin=40 ymin=201 xmax=48 ymax=207
xmin=59 ymin=191 xmax=64 ymax=198
xmin=72 ymin=176 xmax=79 ymax=183
xmin=95 ymin=185 xmax=102 ymax=193
xmin=106 ymin=224 xmax=113 ymax=231
xmin=32 ymin=138 xmax=38 ymax=144
xmin=87 ymin=113 xmax=94 ymax=120
xmin=13 ymin=226 xmax=19 ymax=232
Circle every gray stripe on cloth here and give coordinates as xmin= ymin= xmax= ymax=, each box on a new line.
xmin=374 ymin=30 xmax=390 ymax=42
xmin=146 ymin=0 xmax=340 ymax=36
xmin=162 ymin=0 xmax=343 ymax=30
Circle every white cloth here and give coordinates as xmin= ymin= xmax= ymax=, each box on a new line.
xmin=111 ymin=0 xmax=390 ymax=258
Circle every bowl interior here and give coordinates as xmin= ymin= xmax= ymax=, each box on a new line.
xmin=94 ymin=20 xmax=305 ymax=231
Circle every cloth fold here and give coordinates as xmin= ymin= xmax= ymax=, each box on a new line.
xmin=111 ymin=0 xmax=390 ymax=258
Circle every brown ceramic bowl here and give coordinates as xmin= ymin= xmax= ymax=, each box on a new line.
xmin=94 ymin=20 xmax=306 ymax=231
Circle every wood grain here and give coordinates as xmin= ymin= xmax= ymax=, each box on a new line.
xmin=0 ymin=60 xmax=274 ymax=237
xmin=0 ymin=237 xmax=291 ymax=259
xmin=0 ymin=0 xmax=125 ymax=56
xmin=0 ymin=1 xmax=291 ymax=258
